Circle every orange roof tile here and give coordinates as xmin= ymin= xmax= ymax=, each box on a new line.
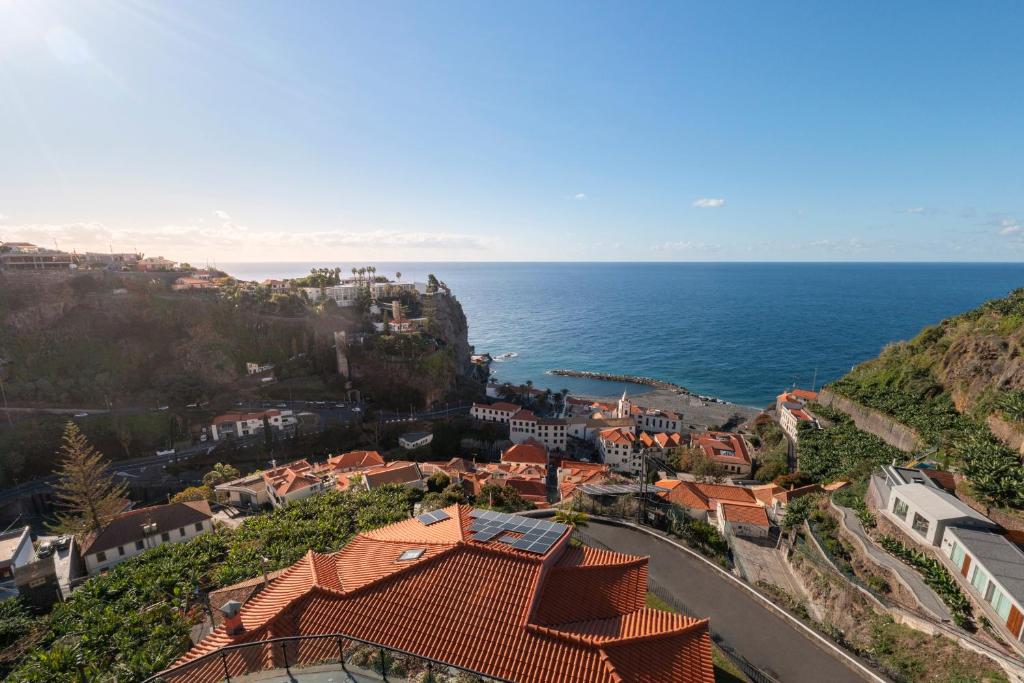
xmin=169 ymin=505 xmax=714 ymax=683
xmin=321 ymin=450 xmax=385 ymax=472
xmin=502 ymin=441 xmax=549 ymax=465
xmin=665 ymin=482 xmax=757 ymax=511
xmin=599 ymin=427 xmax=636 ymax=446
xmin=720 ymin=503 xmax=771 ymax=527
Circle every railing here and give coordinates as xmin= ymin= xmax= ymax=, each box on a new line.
xmin=573 ymin=529 xmax=781 ymax=683
xmin=143 ymin=632 xmax=513 ymax=683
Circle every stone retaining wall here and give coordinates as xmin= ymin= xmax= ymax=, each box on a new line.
xmin=818 ymin=388 xmax=923 ymax=452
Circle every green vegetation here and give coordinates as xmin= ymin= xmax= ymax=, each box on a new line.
xmin=796 ymin=403 xmax=904 ymax=483
xmin=877 ymin=535 xmax=974 ymax=629
xmin=476 ymin=484 xmax=535 ymax=513
xmin=826 ymin=288 xmax=1024 ymax=509
xmin=832 ymin=481 xmax=876 ymax=527
xmin=751 ymin=419 xmax=789 ymax=482
xmin=49 ymin=423 xmax=129 ymax=536
xmin=867 ymin=615 xmax=1007 ymax=683
xmin=7 ymin=487 xmax=420 ymax=682
xmin=666 ymin=507 xmax=730 ymax=565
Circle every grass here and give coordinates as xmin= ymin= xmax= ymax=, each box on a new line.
xmin=645 ymin=593 xmax=750 ymax=683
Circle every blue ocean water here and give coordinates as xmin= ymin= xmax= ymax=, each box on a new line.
xmin=221 ymin=262 xmax=1024 ymax=407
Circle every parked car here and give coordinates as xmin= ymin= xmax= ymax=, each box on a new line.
xmin=37 ymin=541 xmax=55 ymax=558
xmin=73 ymin=412 xmax=89 ymax=418
xmin=156 ymin=449 xmax=175 ymax=456
xmin=55 ymin=536 xmax=71 ymax=550
xmin=352 ymin=406 xmax=362 ymax=413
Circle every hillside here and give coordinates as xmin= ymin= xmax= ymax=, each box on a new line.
xmin=820 ymin=287 xmax=1024 ymax=511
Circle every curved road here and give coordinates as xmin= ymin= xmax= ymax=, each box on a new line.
xmin=585 ymin=521 xmax=874 ymax=683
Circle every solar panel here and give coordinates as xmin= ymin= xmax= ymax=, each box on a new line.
xmin=416 ymin=509 xmax=451 ymax=526
xmin=472 ymin=528 xmax=504 ymax=542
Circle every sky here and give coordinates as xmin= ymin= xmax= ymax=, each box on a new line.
xmin=1 ymin=1 xmax=1022 ymax=263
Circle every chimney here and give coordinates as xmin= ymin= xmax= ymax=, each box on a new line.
xmin=220 ymin=600 xmax=244 ymax=635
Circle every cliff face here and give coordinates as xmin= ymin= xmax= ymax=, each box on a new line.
xmin=346 ymin=291 xmax=481 ymax=409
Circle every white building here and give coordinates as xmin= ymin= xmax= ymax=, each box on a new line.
xmin=399 ymin=431 xmax=434 ymax=450
xmin=597 ymin=427 xmax=640 ymax=475
xmin=470 ymin=402 xmax=520 ymax=424
xmin=214 ymin=472 xmax=273 ymax=510
xmin=776 ymin=390 xmax=819 ymax=441
xmin=884 ymin=483 xmax=995 ymax=547
xmin=717 ymin=502 xmax=771 ymax=540
xmin=210 ymin=409 xmax=297 ymax=441
xmin=941 ymin=526 xmax=1024 ymax=646
xmin=80 ymin=501 xmax=214 ymax=575
xmin=0 ymin=526 xmax=35 ymax=582
xmin=509 ymin=410 xmax=568 ymax=451
xmin=263 ymin=460 xmax=328 ymax=508
xmin=245 ymin=362 xmax=275 ymax=375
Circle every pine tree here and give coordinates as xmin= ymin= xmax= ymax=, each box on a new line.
xmin=49 ymin=422 xmax=129 ymax=537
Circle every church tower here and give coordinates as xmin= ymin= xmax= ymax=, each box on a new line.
xmin=616 ymin=388 xmax=632 ymax=419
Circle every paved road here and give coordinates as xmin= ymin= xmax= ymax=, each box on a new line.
xmin=835 ymin=504 xmax=952 ymax=621
xmin=585 ymin=521 xmax=872 ymax=683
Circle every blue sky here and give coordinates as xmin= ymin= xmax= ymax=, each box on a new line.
xmin=1 ymin=1 xmax=1022 ymax=262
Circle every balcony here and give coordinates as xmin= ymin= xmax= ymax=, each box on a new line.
xmin=144 ymin=633 xmax=510 ymax=683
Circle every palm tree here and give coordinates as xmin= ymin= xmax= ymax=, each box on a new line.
xmin=555 ymin=509 xmax=589 ymax=529
xmin=395 ymin=271 xmax=402 ymax=281
xmin=351 ymin=267 xmax=358 ymax=282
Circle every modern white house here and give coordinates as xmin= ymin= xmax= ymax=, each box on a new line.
xmin=0 ymin=526 xmax=35 ymax=582
xmin=80 ymin=501 xmax=214 ymax=575
xmin=883 ymin=483 xmax=995 ymax=547
xmin=941 ymin=526 xmax=1024 ymax=646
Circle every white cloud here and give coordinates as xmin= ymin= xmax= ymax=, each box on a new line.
xmin=652 ymin=241 xmax=721 ymax=253
xmin=903 ymin=207 xmax=926 ymax=214
xmin=693 ymin=198 xmax=725 ymax=208
xmin=0 ymin=221 xmax=496 ymax=261
xmin=573 ymin=193 xmax=587 ymax=200
xmin=998 ymin=218 xmax=1021 ymax=236
xmin=0 ymin=213 xmax=7 ymax=222
xmin=213 ymin=210 xmax=232 ymax=221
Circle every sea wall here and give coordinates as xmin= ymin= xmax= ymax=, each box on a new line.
xmin=548 ymin=369 xmax=689 ymax=394
xmin=817 ymin=388 xmax=923 ymax=453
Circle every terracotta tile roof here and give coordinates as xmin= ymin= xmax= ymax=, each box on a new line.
xmin=690 ymin=432 xmax=751 ymax=465
xmin=362 ymin=461 xmax=423 ymax=489
xmin=321 ymin=450 xmax=384 ymax=472
xmin=720 ymin=503 xmax=771 ymax=527
xmin=474 ymin=401 xmax=521 ymax=413
xmin=791 ymin=389 xmax=818 ymax=401
xmin=504 ymin=478 xmax=549 ymax=502
xmin=665 ymin=482 xmax=757 ymax=511
xmin=822 ymin=480 xmax=851 ymax=492
xmin=750 ymin=484 xmax=782 ymax=506
xmin=262 ymin=460 xmax=322 ymax=496
xmin=171 ymin=505 xmax=714 ymax=683
xmin=653 ymin=432 xmax=683 ymax=449
xmin=80 ymin=501 xmax=212 ymax=556
xmin=502 ymin=442 xmax=549 ymax=465
xmin=599 ymin=427 xmax=636 ymax=446
xmin=655 ymin=479 xmax=684 ymax=491
xmin=511 ymin=409 xmax=539 ymax=422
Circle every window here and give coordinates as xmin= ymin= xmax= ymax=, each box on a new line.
xmin=118 ymin=545 xmax=125 ymax=556
xmin=96 ymin=551 xmax=107 ymax=563
xmin=160 ymin=532 xmax=171 ymax=542
xmin=911 ymin=513 xmax=930 ymax=537
xmin=971 ymin=566 xmax=989 ymax=594
xmin=135 ymin=540 xmax=144 ymax=551
xmin=992 ymin=589 xmax=1013 ymax=621
xmin=195 ymin=522 xmax=203 ymax=532
xmin=179 ymin=527 xmax=186 ymax=538
xmin=950 ymin=542 xmax=965 ymax=565
xmin=397 ymin=548 xmax=425 ymax=562
xmin=892 ymin=497 xmax=909 ymax=520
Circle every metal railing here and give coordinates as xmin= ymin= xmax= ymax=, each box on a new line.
xmin=573 ymin=529 xmax=781 ymax=683
xmin=143 ymin=631 xmax=512 ymax=683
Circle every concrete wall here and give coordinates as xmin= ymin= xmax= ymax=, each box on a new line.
xmin=818 ymin=388 xmax=923 ymax=452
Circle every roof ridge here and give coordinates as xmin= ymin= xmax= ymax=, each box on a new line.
xmin=526 ymin=612 xmax=708 ymax=648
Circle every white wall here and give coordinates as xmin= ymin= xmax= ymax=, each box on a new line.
xmin=86 ymin=520 xmax=213 ymax=575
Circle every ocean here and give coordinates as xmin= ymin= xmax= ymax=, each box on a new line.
xmin=220 ymin=262 xmax=1024 ymax=407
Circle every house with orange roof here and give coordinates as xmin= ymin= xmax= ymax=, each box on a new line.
xmin=716 ymin=502 xmax=771 ymax=539
xmin=317 ymin=450 xmax=386 ymax=474
xmin=776 ymin=390 xmax=820 ymax=441
xmin=501 ymin=441 xmax=549 ymax=466
xmin=690 ymin=432 xmax=753 ymax=476
xmin=263 ymin=460 xmax=329 ymax=508
xmin=556 ymin=460 xmax=612 ymax=500
xmin=360 ymin=461 xmax=427 ymax=491
xmin=597 ymin=427 xmax=641 ymax=475
xmin=658 ymin=480 xmax=760 ymax=523
xmin=163 ymin=505 xmax=715 ymax=683
xmin=509 ymin=410 xmax=568 ymax=451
